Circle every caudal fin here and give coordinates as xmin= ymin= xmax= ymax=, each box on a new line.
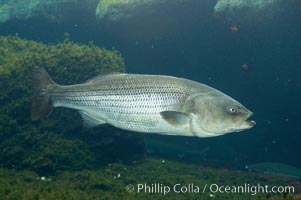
xmin=31 ymin=67 xmax=57 ymax=120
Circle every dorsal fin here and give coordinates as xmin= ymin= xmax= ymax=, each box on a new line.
xmin=86 ymin=71 xmax=124 ymax=83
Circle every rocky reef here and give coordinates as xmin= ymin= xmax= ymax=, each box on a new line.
xmin=0 ymin=0 xmax=186 ymax=23
xmin=0 ymin=158 xmax=300 ymax=199
xmin=1 ymin=0 xmax=296 ymax=25
xmin=213 ymin=0 xmax=279 ymax=13
xmin=0 ymin=0 xmax=98 ymax=23
xmin=95 ymin=0 xmax=187 ymax=21
xmin=0 ymin=36 xmax=145 ymax=175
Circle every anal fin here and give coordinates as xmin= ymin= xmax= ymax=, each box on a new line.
xmin=79 ymin=111 xmax=106 ymax=128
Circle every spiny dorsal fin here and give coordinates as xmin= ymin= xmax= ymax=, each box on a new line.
xmin=86 ymin=69 xmax=124 ymax=83
xmin=160 ymin=111 xmax=190 ymax=126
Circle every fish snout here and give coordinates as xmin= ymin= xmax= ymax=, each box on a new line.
xmin=245 ymin=111 xmax=256 ymax=127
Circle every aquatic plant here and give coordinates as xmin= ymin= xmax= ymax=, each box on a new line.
xmin=0 ymin=36 xmax=146 ymax=174
xmin=0 ymin=158 xmax=299 ymax=199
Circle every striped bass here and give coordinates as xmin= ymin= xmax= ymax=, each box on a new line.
xmin=31 ymin=68 xmax=255 ymax=137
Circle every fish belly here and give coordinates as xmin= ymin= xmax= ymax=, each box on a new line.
xmin=53 ymin=93 xmax=191 ymax=135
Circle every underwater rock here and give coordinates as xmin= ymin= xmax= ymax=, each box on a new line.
xmin=212 ymin=0 xmax=297 ymax=22
xmin=0 ymin=0 xmax=186 ymax=23
xmin=0 ymin=36 xmax=141 ymax=174
xmin=0 ymin=0 xmax=98 ymax=23
xmin=246 ymin=162 xmax=301 ymax=180
xmin=95 ymin=0 xmax=185 ymax=21
xmin=214 ymin=0 xmax=280 ymax=13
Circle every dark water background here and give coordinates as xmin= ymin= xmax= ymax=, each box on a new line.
xmin=1 ymin=0 xmax=300 ymax=170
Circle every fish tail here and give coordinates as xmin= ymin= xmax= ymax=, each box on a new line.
xmin=31 ymin=67 xmax=58 ymax=120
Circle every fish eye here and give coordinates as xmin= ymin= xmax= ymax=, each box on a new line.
xmin=227 ymin=106 xmax=237 ymax=114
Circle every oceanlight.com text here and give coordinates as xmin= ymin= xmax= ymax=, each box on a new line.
xmin=125 ymin=183 xmax=295 ymax=196
xmin=209 ymin=183 xmax=294 ymax=196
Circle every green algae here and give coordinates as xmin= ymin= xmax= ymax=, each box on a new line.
xmin=95 ymin=0 xmax=185 ymax=21
xmin=0 ymin=158 xmax=299 ymax=200
xmin=96 ymin=0 xmax=137 ymax=21
xmin=0 ymin=36 xmax=137 ymax=174
xmin=0 ymin=36 xmax=124 ymax=78
xmin=0 ymin=0 xmax=96 ymax=23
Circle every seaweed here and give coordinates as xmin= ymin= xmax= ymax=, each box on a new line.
xmin=0 ymin=158 xmax=299 ymax=199
xmin=0 ymin=36 xmax=144 ymax=175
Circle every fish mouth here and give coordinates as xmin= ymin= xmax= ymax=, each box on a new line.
xmin=246 ymin=120 xmax=256 ymax=127
xmin=233 ymin=113 xmax=256 ymax=133
xmin=244 ymin=112 xmax=256 ymax=127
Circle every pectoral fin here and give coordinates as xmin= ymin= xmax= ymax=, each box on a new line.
xmin=79 ymin=111 xmax=106 ymax=128
xmin=160 ymin=111 xmax=190 ymax=126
